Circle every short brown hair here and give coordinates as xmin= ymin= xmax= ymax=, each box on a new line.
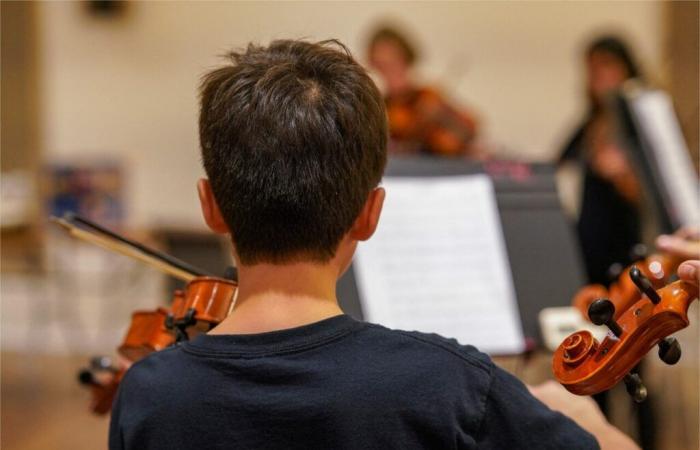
xmin=199 ymin=40 xmax=387 ymax=265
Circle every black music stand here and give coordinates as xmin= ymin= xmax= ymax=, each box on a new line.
xmin=337 ymin=156 xmax=585 ymax=349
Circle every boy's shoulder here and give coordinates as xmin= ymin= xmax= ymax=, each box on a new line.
xmin=125 ymin=319 xmax=497 ymax=435
xmin=121 ymin=318 xmax=496 ymax=399
xmin=361 ymin=321 xmax=494 ymax=374
xmin=114 ymin=318 xmax=598 ymax=449
xmin=125 ymin=319 xmax=494 ymax=370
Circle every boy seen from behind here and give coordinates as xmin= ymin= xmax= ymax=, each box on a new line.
xmin=109 ymin=39 xmax=638 ymax=450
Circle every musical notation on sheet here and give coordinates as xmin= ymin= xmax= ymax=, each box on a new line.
xmin=354 ymin=175 xmax=525 ymax=355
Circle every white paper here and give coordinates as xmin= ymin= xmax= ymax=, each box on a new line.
xmin=353 ymin=175 xmax=525 ymax=355
xmin=630 ymin=90 xmax=700 ymax=227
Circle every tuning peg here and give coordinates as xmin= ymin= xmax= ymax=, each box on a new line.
xmin=658 ymin=337 xmax=682 ymax=365
xmin=629 ymin=243 xmax=648 ymax=263
xmin=78 ymin=369 xmax=96 ymax=386
xmin=588 ymin=299 xmax=623 ymax=337
xmin=164 ymin=312 xmax=175 ymax=330
xmin=623 ymin=373 xmax=648 ymax=403
xmin=629 ymin=266 xmax=661 ymax=304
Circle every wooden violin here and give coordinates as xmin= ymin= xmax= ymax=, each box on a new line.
xmin=553 ymin=266 xmax=698 ymax=402
xmin=572 ymin=251 xmax=682 ymax=322
xmin=53 ymin=213 xmax=238 ymax=415
xmin=386 ymin=87 xmax=478 ymax=157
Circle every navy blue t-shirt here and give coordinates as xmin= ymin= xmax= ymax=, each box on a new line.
xmin=109 ymin=315 xmax=598 ymax=449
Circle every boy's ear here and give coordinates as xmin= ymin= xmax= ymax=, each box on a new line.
xmin=197 ymin=179 xmax=229 ymax=234
xmin=350 ymin=187 xmax=385 ymax=241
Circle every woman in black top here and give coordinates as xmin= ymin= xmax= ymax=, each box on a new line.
xmin=560 ymin=36 xmax=643 ymax=285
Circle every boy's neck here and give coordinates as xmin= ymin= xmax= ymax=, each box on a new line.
xmin=209 ymin=261 xmax=344 ymax=335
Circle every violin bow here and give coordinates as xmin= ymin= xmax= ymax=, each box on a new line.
xmin=50 ymin=213 xmax=211 ymax=282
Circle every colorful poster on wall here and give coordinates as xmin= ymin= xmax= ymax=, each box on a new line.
xmin=45 ymin=161 xmax=124 ymax=227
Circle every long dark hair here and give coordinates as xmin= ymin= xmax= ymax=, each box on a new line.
xmin=587 ymin=35 xmax=642 ymax=80
xmin=585 ymin=35 xmax=642 ymax=113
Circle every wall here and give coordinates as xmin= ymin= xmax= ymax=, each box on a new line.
xmin=2 ymin=2 xmax=40 ymax=173
xmin=666 ymin=1 xmax=700 ymax=168
xmin=36 ymin=1 xmax=664 ymax=227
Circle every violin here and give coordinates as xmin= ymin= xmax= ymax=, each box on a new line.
xmin=572 ymin=250 xmax=682 ymax=322
xmin=53 ymin=213 xmax=238 ymax=415
xmin=386 ymin=87 xmax=478 ymax=157
xmin=553 ymin=266 xmax=698 ymax=402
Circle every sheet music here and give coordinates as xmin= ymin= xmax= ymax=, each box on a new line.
xmin=353 ymin=175 xmax=525 ymax=355
xmin=630 ymin=90 xmax=700 ymax=227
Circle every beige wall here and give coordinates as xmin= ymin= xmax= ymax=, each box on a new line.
xmin=37 ymin=1 xmax=664 ymax=227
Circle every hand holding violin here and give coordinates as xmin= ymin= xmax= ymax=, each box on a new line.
xmin=656 ymin=227 xmax=700 ymax=262
xmin=529 ymin=381 xmax=639 ymax=450
xmin=657 ymin=226 xmax=699 ymax=286
xmin=678 ymin=260 xmax=700 ymax=285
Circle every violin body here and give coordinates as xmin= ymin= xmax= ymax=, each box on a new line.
xmin=554 ymin=279 xmax=697 ymax=397
xmin=81 ymin=368 xmax=124 ymax=415
xmin=51 ymin=213 xmax=240 ymax=415
xmin=170 ymin=277 xmax=237 ymax=325
xmin=118 ymin=308 xmax=174 ymax=361
xmin=386 ymin=87 xmax=477 ymax=156
xmin=79 ymin=276 xmax=237 ymax=415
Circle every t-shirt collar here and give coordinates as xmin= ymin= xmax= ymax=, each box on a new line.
xmin=182 ymin=314 xmax=362 ymax=357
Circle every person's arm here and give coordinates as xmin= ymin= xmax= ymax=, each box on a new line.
xmin=558 ymin=124 xmax=587 ymax=165
xmin=529 ymin=381 xmax=639 ymax=450
xmin=656 ymin=227 xmax=700 ymax=261
xmin=589 ymin=143 xmax=641 ymax=205
xmin=475 ymin=363 xmax=637 ymax=450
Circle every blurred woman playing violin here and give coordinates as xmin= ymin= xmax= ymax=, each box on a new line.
xmin=367 ymin=26 xmax=484 ymax=158
xmin=559 ymin=36 xmax=643 ymax=286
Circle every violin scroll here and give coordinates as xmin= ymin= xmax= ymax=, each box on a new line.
xmin=77 ymin=356 xmax=124 ymax=415
xmin=553 ymin=277 xmax=698 ymax=401
xmin=559 ymin=331 xmax=598 ymax=366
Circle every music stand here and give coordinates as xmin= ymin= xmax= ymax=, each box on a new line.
xmin=338 ymin=156 xmax=585 ymax=348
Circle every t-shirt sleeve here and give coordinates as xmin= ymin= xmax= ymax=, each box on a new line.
xmin=108 ymin=380 xmax=127 ymax=450
xmin=475 ymin=364 xmax=600 ymax=450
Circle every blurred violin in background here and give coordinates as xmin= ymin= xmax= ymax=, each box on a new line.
xmin=53 ymin=213 xmax=238 ymax=415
